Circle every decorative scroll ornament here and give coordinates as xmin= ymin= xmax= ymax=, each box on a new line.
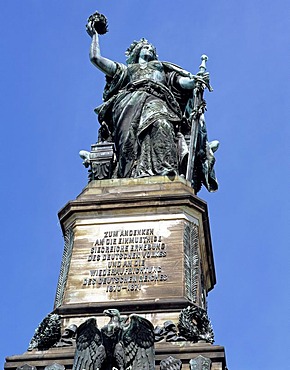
xmin=27 ymin=313 xmax=61 ymax=351
xmin=178 ymin=305 xmax=214 ymax=344
xmin=73 ymin=309 xmax=155 ymax=370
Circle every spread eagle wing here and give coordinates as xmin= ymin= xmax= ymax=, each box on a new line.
xmin=120 ymin=314 xmax=155 ymax=370
xmin=72 ymin=318 xmax=106 ymax=370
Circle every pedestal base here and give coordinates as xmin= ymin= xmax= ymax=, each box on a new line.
xmin=55 ymin=176 xmax=215 ymax=329
xmin=5 ymin=342 xmax=227 ymax=370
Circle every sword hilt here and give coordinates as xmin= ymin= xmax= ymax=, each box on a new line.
xmin=197 ymin=54 xmax=208 ymax=75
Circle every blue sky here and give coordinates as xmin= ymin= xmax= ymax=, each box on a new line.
xmin=1 ymin=1 xmax=289 ymax=369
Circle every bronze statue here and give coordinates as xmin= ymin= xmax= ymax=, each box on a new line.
xmin=72 ymin=309 xmax=155 ymax=370
xmin=82 ymin=12 xmax=218 ymax=193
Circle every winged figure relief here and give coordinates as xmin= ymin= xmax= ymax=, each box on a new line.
xmin=72 ymin=309 xmax=155 ymax=370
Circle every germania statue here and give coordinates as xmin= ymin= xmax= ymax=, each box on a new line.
xmin=80 ymin=12 xmax=218 ymax=193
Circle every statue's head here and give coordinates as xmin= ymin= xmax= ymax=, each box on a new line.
xmin=126 ymin=38 xmax=158 ymax=64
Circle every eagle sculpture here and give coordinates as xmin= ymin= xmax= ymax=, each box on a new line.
xmin=72 ymin=309 xmax=155 ymax=370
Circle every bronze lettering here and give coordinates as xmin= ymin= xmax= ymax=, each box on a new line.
xmin=84 ymin=228 xmax=169 ymax=290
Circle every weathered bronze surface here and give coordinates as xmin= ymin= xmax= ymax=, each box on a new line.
xmin=54 ymin=325 xmax=77 ymax=348
xmin=178 ymin=306 xmax=214 ymax=343
xmin=28 ymin=314 xmax=61 ymax=351
xmin=72 ymin=309 xmax=154 ymax=370
xmin=80 ymin=11 xmax=218 ymax=193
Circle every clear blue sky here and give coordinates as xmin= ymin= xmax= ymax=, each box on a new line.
xmin=1 ymin=1 xmax=289 ymax=369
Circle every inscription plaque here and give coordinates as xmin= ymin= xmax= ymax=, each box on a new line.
xmin=62 ymin=218 xmax=192 ymax=305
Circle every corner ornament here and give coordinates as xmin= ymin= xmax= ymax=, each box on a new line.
xmin=27 ymin=313 xmax=61 ymax=351
xmin=178 ymin=305 xmax=214 ymax=344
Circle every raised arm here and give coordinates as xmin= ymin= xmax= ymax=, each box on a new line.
xmin=87 ymin=15 xmax=117 ymax=77
xmin=89 ymin=32 xmax=117 ymax=77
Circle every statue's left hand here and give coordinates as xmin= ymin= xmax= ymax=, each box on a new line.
xmin=179 ymin=73 xmax=212 ymax=91
xmin=193 ymin=73 xmax=212 ymax=91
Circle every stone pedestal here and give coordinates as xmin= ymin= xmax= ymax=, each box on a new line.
xmin=55 ymin=176 xmax=215 ymax=328
xmin=5 ymin=177 xmax=227 ymax=370
xmin=5 ymin=342 xmax=226 ymax=370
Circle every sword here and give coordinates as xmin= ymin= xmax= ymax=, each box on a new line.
xmin=185 ymin=55 xmax=212 ymax=186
